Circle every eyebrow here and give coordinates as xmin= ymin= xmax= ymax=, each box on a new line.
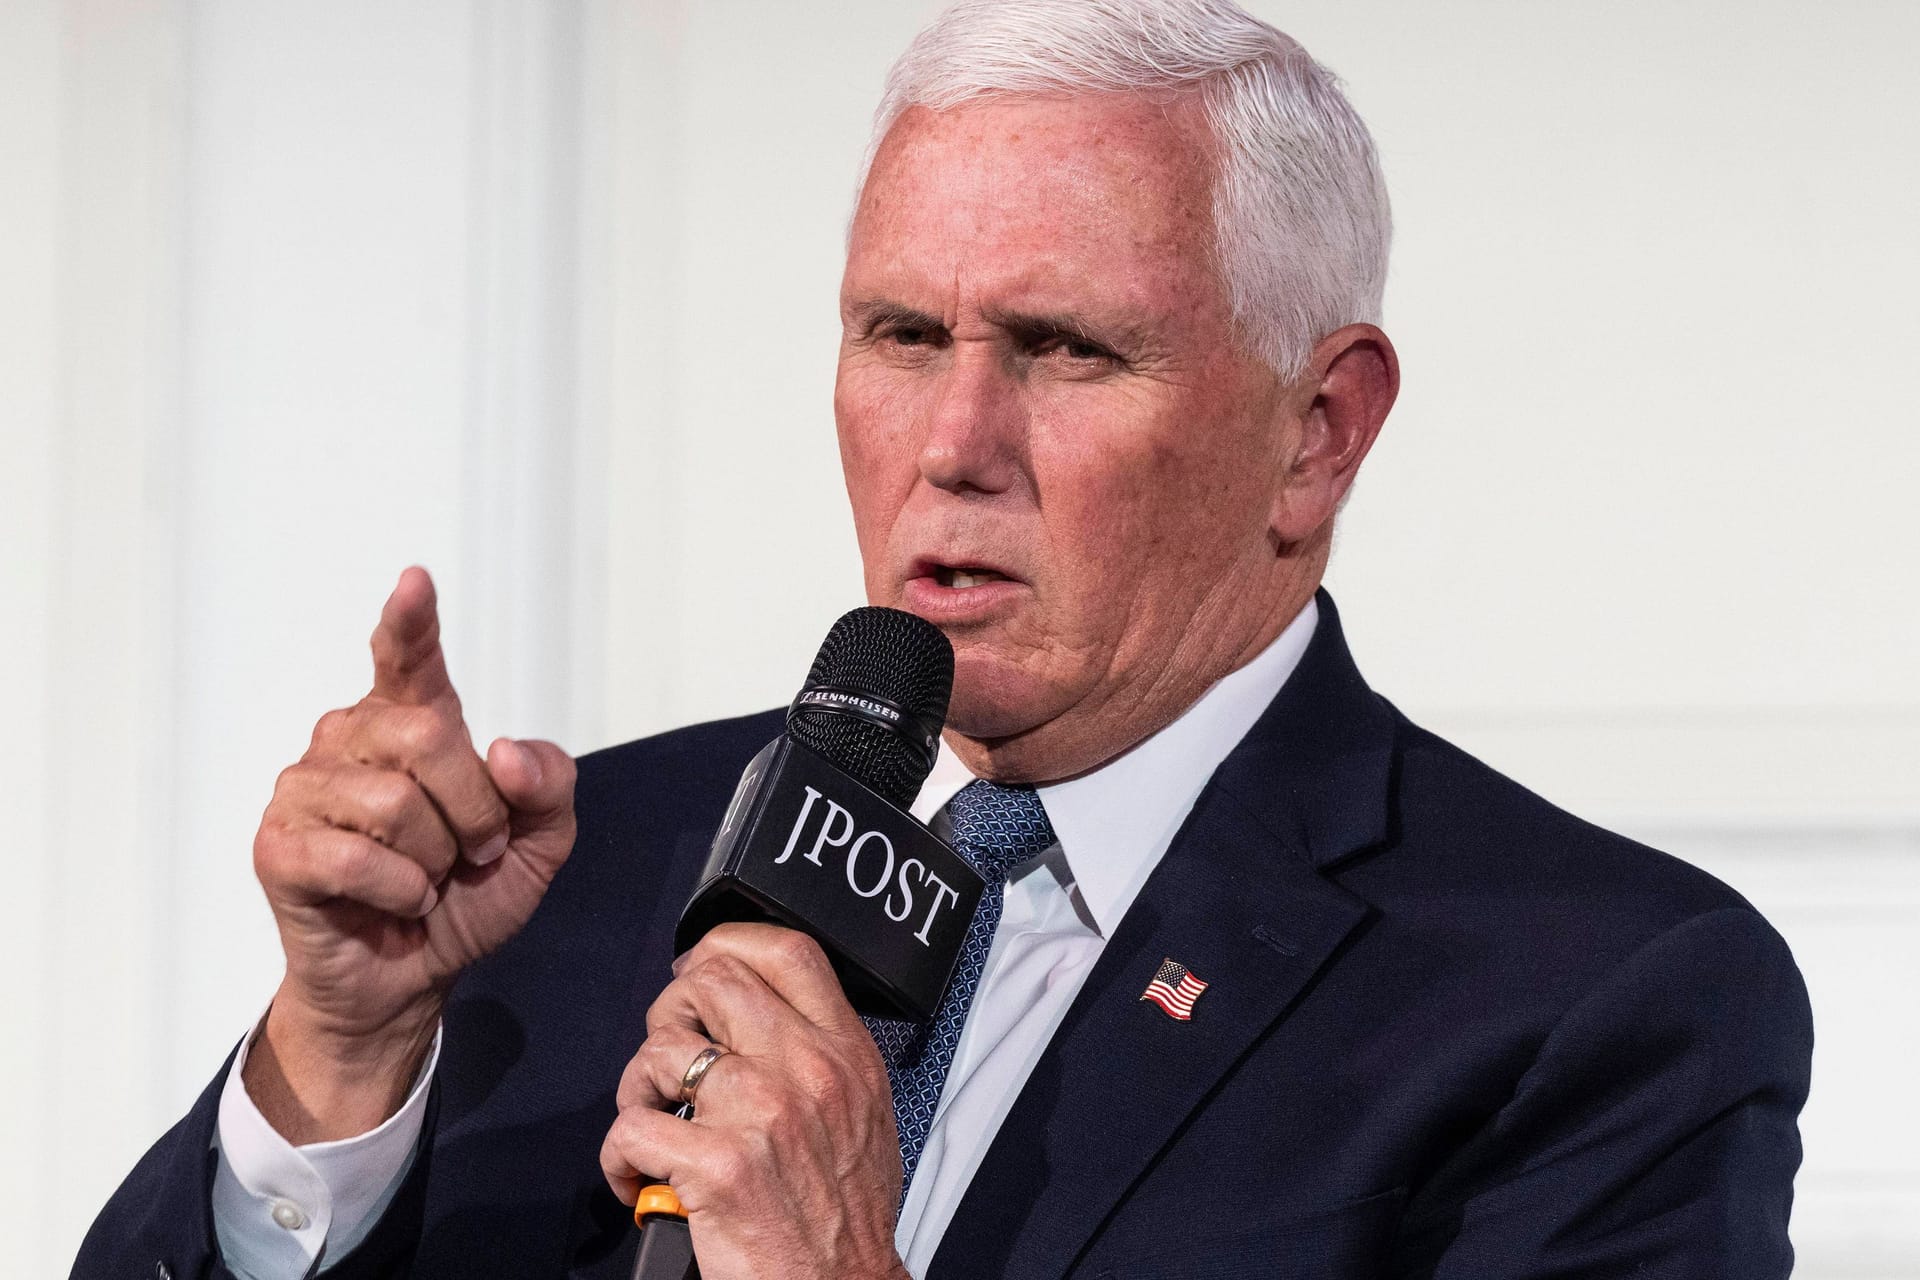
xmin=986 ymin=308 xmax=1120 ymax=348
xmin=844 ymin=297 xmax=1151 ymax=352
xmin=843 ymin=299 xmax=941 ymax=334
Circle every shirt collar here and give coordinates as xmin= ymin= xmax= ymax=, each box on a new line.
xmin=908 ymin=598 xmax=1319 ymax=937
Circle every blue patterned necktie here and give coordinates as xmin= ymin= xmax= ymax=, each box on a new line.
xmin=864 ymin=779 xmax=1057 ymax=1192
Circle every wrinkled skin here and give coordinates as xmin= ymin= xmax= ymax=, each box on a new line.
xmin=600 ymin=91 xmax=1395 ymax=1277
xmin=601 ymin=925 xmax=908 ymax=1280
xmin=835 ymin=94 xmax=1396 ymax=783
xmin=245 ymin=567 xmax=576 ymax=1144
xmin=244 ymin=89 xmax=1394 ymax=1280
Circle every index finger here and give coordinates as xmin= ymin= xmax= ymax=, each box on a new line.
xmin=668 ymin=923 xmax=859 ymax=1034
xmin=370 ymin=566 xmax=458 ymax=707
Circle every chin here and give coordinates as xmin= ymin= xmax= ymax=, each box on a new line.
xmin=942 ymin=649 xmax=1065 ymax=743
xmin=943 ymin=687 xmax=1041 ymax=742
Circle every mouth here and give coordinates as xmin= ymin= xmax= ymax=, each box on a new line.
xmin=931 ymin=565 xmax=1012 ymax=590
xmin=902 ymin=556 xmax=1027 ymax=622
xmin=907 ymin=554 xmax=1024 ymax=587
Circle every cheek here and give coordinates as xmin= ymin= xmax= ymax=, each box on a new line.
xmin=1029 ymin=397 xmax=1269 ymax=615
xmin=1031 ymin=398 xmax=1216 ymax=562
xmin=835 ymin=368 xmax=924 ymax=531
xmin=1049 ymin=457 xmax=1154 ymax=574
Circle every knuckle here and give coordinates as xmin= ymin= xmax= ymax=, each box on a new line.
xmin=643 ymin=999 xmax=671 ymax=1037
xmin=598 ymin=1121 xmax=631 ymax=1177
xmin=362 ymin=770 xmax=417 ymax=833
xmin=741 ymin=1121 xmax=781 ymax=1168
xmin=689 ymin=955 xmax=753 ymax=1000
xmin=702 ymin=1135 xmax=752 ymax=1189
xmin=316 ymin=835 xmax=378 ymax=897
xmin=478 ymin=788 xmax=512 ymax=832
xmin=616 ymin=1053 xmax=653 ymax=1110
xmin=644 ymin=988 xmax=700 ymax=1038
xmin=744 ymin=1068 xmax=798 ymax=1122
xmin=856 ymin=1047 xmax=892 ymax=1097
xmin=251 ymin=822 xmax=293 ymax=883
xmin=704 ymin=922 xmax=752 ymax=949
xmin=394 ymin=704 xmax=456 ymax=756
xmin=266 ymin=833 xmax=323 ymax=893
xmin=773 ymin=929 xmax=828 ymax=974
xmin=789 ymin=1052 xmax=842 ymax=1107
xmin=270 ymin=762 xmax=307 ymax=801
xmin=673 ymin=935 xmax=719 ymax=974
xmin=637 ymin=1037 xmax=680 ymax=1091
xmin=307 ymin=707 xmax=354 ymax=753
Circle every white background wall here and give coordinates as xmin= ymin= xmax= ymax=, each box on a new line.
xmin=3 ymin=1 xmax=1914 ymax=1275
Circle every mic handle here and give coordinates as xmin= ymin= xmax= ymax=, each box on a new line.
xmin=630 ymin=1103 xmax=699 ymax=1280
xmin=636 ymin=735 xmax=977 ymax=1277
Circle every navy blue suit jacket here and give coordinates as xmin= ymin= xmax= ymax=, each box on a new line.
xmin=76 ymin=595 xmax=1812 ymax=1278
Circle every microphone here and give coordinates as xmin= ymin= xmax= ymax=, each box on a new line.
xmin=632 ymin=606 xmax=968 ymax=1279
xmin=676 ymin=605 xmax=979 ymax=1021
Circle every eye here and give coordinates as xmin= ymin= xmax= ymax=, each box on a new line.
xmin=1032 ymin=332 xmax=1119 ymax=366
xmin=875 ymin=320 xmax=948 ymax=351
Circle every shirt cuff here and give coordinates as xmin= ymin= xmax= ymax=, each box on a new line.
xmin=211 ymin=1011 xmax=440 ymax=1278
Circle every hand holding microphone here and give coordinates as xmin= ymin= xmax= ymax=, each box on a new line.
xmin=602 ymin=607 xmax=960 ymax=1280
xmin=604 ymin=924 xmax=911 ymax=1280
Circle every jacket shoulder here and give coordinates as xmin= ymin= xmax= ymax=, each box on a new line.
xmin=1347 ymin=707 xmax=1789 ymax=1017
xmin=1373 ymin=719 xmax=1810 ymax=1272
xmin=1387 ymin=710 xmax=1758 ymax=919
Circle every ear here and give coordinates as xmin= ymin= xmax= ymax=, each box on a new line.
xmin=1269 ymin=323 xmax=1399 ymax=546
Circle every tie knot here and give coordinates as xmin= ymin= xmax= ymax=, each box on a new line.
xmin=946 ymin=779 xmax=1056 ymax=882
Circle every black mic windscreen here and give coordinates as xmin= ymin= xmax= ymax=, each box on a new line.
xmin=787 ymin=606 xmax=953 ymax=808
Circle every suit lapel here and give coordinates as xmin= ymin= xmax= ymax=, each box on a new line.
xmin=928 ymin=592 xmax=1399 ymax=1279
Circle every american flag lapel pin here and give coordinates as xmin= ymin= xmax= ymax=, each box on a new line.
xmin=1141 ymin=957 xmax=1209 ymax=1021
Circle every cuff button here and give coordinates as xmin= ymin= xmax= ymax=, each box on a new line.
xmin=268 ymin=1197 xmax=309 ymax=1231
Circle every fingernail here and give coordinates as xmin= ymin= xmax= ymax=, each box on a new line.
xmin=472 ymin=832 xmax=509 ymax=866
xmin=417 ymin=884 xmax=439 ymax=917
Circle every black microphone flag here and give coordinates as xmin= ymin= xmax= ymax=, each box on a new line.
xmin=675 ymin=606 xmax=971 ymax=1022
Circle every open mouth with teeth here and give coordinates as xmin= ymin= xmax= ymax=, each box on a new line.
xmin=933 ymin=566 xmax=1010 ymax=589
xmin=904 ymin=557 xmax=1024 ymax=620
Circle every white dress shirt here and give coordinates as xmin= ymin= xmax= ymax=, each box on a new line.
xmin=212 ymin=599 xmax=1318 ymax=1278
xmin=213 ymin=1018 xmax=439 ymax=1277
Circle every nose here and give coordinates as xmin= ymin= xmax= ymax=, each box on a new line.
xmin=917 ymin=343 xmax=1024 ymax=496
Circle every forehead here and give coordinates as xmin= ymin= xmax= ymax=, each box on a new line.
xmin=845 ymin=93 xmax=1225 ymax=315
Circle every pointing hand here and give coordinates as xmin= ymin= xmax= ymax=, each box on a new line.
xmin=244 ymin=567 xmax=576 ymax=1142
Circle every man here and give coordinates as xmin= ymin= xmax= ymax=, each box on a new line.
xmin=76 ymin=1 xmax=1812 ymax=1277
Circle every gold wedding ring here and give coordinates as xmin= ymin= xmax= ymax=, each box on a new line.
xmin=677 ymin=1045 xmax=727 ymax=1106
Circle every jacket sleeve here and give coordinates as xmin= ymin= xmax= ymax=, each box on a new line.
xmin=70 ymin=1050 xmax=441 ymax=1280
xmin=1395 ymin=905 xmax=1814 ymax=1279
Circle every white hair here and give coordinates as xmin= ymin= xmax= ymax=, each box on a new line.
xmin=859 ymin=0 xmax=1390 ymax=381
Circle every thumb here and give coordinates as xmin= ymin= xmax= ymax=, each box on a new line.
xmin=485 ymin=738 xmax=576 ymax=861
